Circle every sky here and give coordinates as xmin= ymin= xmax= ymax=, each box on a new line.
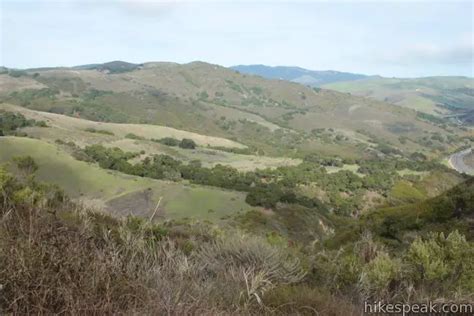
xmin=1 ymin=0 xmax=473 ymax=77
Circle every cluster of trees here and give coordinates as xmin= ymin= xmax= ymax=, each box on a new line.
xmin=122 ymin=134 xmax=197 ymax=150
xmin=153 ymin=137 xmax=197 ymax=149
xmin=0 ymin=111 xmax=47 ymax=136
xmin=207 ymin=145 xmax=254 ymax=155
xmin=303 ymin=153 xmax=344 ymax=167
xmin=82 ymin=145 xmax=140 ymax=170
xmin=75 ymin=145 xmax=326 ymax=210
xmin=357 ymin=156 xmax=442 ymax=174
xmin=72 ymin=143 xmax=448 ymax=216
xmin=8 ymin=88 xmax=59 ymax=107
xmin=154 ymin=137 xmax=179 ymax=146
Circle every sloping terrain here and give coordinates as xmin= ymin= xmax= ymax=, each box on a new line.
xmin=0 ymin=103 xmax=245 ymax=148
xmin=0 ymin=103 xmax=300 ymax=170
xmin=1 ymin=61 xmax=469 ymax=160
xmin=231 ymin=64 xmax=368 ymax=86
xmin=365 ymin=177 xmax=474 ymax=240
xmin=0 ymin=137 xmax=255 ymax=220
xmin=323 ymin=76 xmax=474 ymax=123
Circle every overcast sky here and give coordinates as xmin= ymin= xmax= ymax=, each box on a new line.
xmin=1 ymin=0 xmax=473 ymax=77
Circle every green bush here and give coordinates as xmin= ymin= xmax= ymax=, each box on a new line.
xmin=34 ymin=120 xmax=48 ymax=127
xmin=125 ymin=133 xmax=145 ymax=140
xmin=406 ymin=231 xmax=474 ymax=293
xmin=156 ymin=137 xmax=180 ymax=146
xmin=179 ymin=138 xmax=196 ymax=149
xmin=84 ymin=127 xmax=114 ymax=135
xmin=359 ymin=252 xmax=401 ymax=300
xmin=0 ymin=111 xmax=35 ymax=134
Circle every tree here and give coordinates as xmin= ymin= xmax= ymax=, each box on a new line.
xmin=245 ymin=184 xmax=283 ymax=208
xmin=158 ymin=137 xmax=180 ymax=146
xmin=179 ymin=138 xmax=196 ymax=149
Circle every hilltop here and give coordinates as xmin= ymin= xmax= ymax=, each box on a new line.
xmin=228 ymin=64 xmax=474 ymax=126
xmin=323 ymin=76 xmax=474 ymax=124
xmin=1 ymin=60 xmax=473 ymax=314
xmin=231 ymin=64 xmax=368 ymax=86
xmin=1 ymin=61 xmax=470 ymax=161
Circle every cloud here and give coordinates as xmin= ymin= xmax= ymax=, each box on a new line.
xmin=384 ymin=37 xmax=473 ymax=66
xmin=117 ymin=0 xmax=185 ymax=15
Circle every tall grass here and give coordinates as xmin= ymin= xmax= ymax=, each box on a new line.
xmin=1 ymin=169 xmax=344 ymax=314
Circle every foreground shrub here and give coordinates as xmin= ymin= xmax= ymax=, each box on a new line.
xmin=195 ymin=234 xmax=306 ymax=305
xmin=312 ymin=230 xmax=474 ymax=303
xmin=358 ymin=252 xmax=401 ymax=300
xmin=405 ymin=231 xmax=474 ymax=296
xmin=0 ymin=167 xmax=313 ymax=314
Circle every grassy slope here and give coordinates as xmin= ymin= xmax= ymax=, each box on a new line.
xmin=0 ymin=137 xmax=255 ymax=221
xmin=1 ymin=62 xmax=467 ymax=159
xmin=1 ymin=103 xmax=301 ymax=171
xmin=323 ymin=76 xmax=474 ymax=116
xmin=0 ymin=103 xmax=245 ymax=148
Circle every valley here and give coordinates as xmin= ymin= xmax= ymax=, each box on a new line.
xmin=2 ymin=1 xmax=473 ymax=313
xmin=0 ymin=137 xmax=255 ymax=220
xmin=0 ymin=60 xmax=472 ymax=315
xmin=0 ymin=62 xmax=472 ymax=223
xmin=2 ymin=62 xmax=470 ymax=161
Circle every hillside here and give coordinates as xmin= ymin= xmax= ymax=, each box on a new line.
xmin=0 ymin=137 xmax=255 ymax=220
xmin=1 ymin=151 xmax=472 ymax=314
xmin=362 ymin=177 xmax=474 ymax=242
xmin=323 ymin=76 xmax=474 ymax=124
xmin=231 ymin=64 xmax=368 ymax=86
xmin=0 ymin=103 xmax=300 ymax=171
xmin=0 ymin=61 xmax=470 ymax=161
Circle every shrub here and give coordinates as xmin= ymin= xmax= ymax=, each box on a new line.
xmin=405 ymin=231 xmax=474 ymax=294
xmin=179 ymin=138 xmax=196 ymax=149
xmin=125 ymin=133 xmax=145 ymax=140
xmin=195 ymin=234 xmax=305 ymax=304
xmin=358 ymin=252 xmax=401 ymax=300
xmin=156 ymin=137 xmax=180 ymax=146
xmin=245 ymin=184 xmax=283 ymax=208
xmin=34 ymin=120 xmax=48 ymax=127
xmin=0 ymin=111 xmax=34 ymax=134
xmin=0 ymin=169 xmax=311 ymax=314
xmin=84 ymin=127 xmax=114 ymax=135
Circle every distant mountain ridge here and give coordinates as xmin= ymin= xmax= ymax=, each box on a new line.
xmin=231 ymin=64 xmax=369 ymax=86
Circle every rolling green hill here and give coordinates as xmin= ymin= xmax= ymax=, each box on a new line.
xmin=0 ymin=137 xmax=255 ymax=221
xmin=231 ymin=64 xmax=368 ymax=86
xmin=1 ymin=61 xmax=473 ymax=314
xmin=1 ymin=61 xmax=470 ymax=160
xmin=323 ymin=76 xmax=474 ymax=124
xmin=0 ymin=103 xmax=301 ymax=171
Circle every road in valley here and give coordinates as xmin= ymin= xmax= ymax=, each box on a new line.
xmin=448 ymin=148 xmax=474 ymax=176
